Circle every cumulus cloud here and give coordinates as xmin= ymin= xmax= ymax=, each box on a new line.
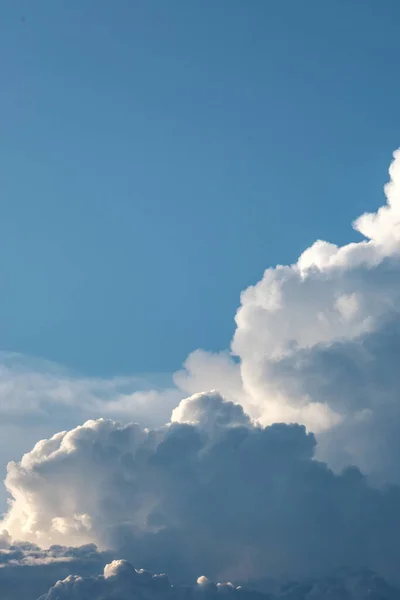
xmin=0 ymin=353 xmax=180 ymax=511
xmin=37 ymin=560 xmax=400 ymax=600
xmin=5 ymin=151 xmax=400 ymax=486
xmin=171 ymin=390 xmax=251 ymax=434
xmin=170 ymin=149 xmax=400 ymax=483
xmin=3 ymin=392 xmax=400 ymax=586
xmin=38 ymin=559 xmax=254 ymax=600
xmin=0 ymin=542 xmax=398 ymax=600
xmin=3 ymin=151 xmax=400 ymax=595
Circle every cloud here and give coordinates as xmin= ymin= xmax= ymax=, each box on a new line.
xmin=2 ymin=150 xmax=400 ymax=595
xmin=171 ymin=390 xmax=251 ymax=434
xmin=0 ymin=538 xmax=111 ymax=600
xmin=0 ymin=541 xmax=397 ymax=600
xmin=3 ymin=392 xmax=400 ymax=586
xmin=38 ymin=559 xmax=250 ymax=600
xmin=0 ymin=353 xmax=180 ymax=511
xmin=4 ymin=150 xmax=400 ymax=488
xmin=38 ymin=559 xmax=400 ymax=600
xmin=0 ymin=352 xmax=178 ymax=427
xmin=171 ymin=149 xmax=400 ymax=484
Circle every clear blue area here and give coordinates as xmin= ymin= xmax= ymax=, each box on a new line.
xmin=1 ymin=0 xmax=399 ymax=375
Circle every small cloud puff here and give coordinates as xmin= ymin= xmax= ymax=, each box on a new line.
xmin=171 ymin=391 xmax=251 ymax=433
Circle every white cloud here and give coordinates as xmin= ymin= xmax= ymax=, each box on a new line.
xmin=171 ymin=390 xmax=251 ymax=434
xmin=0 ymin=353 xmax=177 ymax=425
xmin=4 ymin=148 xmax=400 ymax=483
xmin=170 ymin=149 xmax=400 ymax=483
xmin=0 ymin=354 xmax=179 ymax=512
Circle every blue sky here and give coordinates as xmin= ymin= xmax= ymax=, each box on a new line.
xmin=1 ymin=0 xmax=400 ymax=376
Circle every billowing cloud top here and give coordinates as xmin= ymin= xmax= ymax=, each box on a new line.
xmin=176 ymin=149 xmax=400 ymax=483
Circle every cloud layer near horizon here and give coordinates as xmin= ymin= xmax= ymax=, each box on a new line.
xmin=0 ymin=539 xmax=112 ymax=600
xmin=2 ymin=545 xmax=398 ymax=600
xmin=38 ymin=558 xmax=400 ymax=600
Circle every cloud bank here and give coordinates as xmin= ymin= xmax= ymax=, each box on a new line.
xmin=38 ymin=559 xmax=400 ymax=600
xmin=4 ymin=392 xmax=400 ymax=587
xmin=0 ymin=538 xmax=112 ymax=600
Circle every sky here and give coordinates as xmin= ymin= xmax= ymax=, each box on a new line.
xmin=3 ymin=2 xmax=400 ymax=599
xmin=1 ymin=0 xmax=400 ymax=375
